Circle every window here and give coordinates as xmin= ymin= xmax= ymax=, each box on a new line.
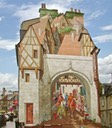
xmin=33 ymin=50 xmax=38 ymax=58
xmin=25 ymin=74 xmax=30 ymax=82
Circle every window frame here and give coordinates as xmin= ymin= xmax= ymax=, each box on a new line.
xmin=33 ymin=49 xmax=38 ymax=58
xmin=25 ymin=73 xmax=30 ymax=82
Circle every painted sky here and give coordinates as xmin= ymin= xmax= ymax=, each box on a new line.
xmin=0 ymin=0 xmax=112 ymax=91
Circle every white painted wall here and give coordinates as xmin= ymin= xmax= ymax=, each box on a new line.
xmin=19 ymin=70 xmax=40 ymax=125
xmin=19 ymin=53 xmax=100 ymax=126
xmin=44 ymin=54 xmax=100 ymax=122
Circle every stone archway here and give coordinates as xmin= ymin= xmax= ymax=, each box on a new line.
xmin=40 ymin=54 xmax=100 ymax=123
xmin=50 ymin=70 xmax=91 ymax=120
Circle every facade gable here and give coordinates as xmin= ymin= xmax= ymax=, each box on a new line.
xmin=79 ymin=33 xmax=95 ymax=56
xmin=19 ymin=26 xmax=41 ymax=69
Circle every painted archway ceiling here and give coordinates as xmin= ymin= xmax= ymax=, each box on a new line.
xmin=58 ymin=75 xmax=81 ymax=84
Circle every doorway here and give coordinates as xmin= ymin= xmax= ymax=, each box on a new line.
xmin=26 ymin=103 xmax=33 ymax=124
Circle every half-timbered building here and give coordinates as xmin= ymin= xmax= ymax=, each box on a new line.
xmin=16 ymin=4 xmax=101 ymax=128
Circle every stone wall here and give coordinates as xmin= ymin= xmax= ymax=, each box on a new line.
xmin=19 ymin=70 xmax=40 ymax=125
xmin=39 ymin=54 xmax=100 ymax=123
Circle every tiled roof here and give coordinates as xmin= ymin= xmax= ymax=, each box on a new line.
xmin=68 ymin=19 xmax=81 ymax=26
xmin=73 ymin=16 xmax=84 ymax=25
xmin=58 ymin=33 xmax=81 ymax=55
xmin=52 ymin=15 xmax=65 ymax=24
xmin=21 ymin=18 xmax=40 ymax=30
xmin=32 ymin=16 xmax=49 ymax=44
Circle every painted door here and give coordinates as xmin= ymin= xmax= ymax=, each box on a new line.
xmin=26 ymin=103 xmax=33 ymax=124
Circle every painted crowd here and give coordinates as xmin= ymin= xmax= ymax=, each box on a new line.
xmin=52 ymin=86 xmax=89 ymax=120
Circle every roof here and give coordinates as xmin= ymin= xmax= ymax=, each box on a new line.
xmin=78 ymin=28 xmax=89 ymax=41
xmin=21 ymin=18 xmax=40 ymax=30
xmin=67 ymin=18 xmax=82 ymax=26
xmin=73 ymin=16 xmax=84 ymax=25
xmin=32 ymin=15 xmax=49 ymax=44
xmin=52 ymin=15 xmax=66 ymax=24
xmin=58 ymin=33 xmax=81 ymax=55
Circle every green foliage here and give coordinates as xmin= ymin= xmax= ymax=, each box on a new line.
xmin=59 ymin=27 xmax=75 ymax=33
xmin=65 ymin=11 xmax=84 ymax=19
xmin=39 ymin=8 xmax=59 ymax=19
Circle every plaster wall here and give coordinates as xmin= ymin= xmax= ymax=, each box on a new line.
xmin=19 ymin=54 xmax=100 ymax=125
xmin=19 ymin=70 xmax=40 ymax=125
xmin=40 ymin=54 xmax=100 ymax=122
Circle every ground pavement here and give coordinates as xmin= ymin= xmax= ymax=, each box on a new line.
xmin=38 ymin=111 xmax=101 ymax=128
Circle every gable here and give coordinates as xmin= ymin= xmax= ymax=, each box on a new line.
xmin=21 ymin=26 xmax=40 ymax=45
xmin=80 ymin=33 xmax=95 ymax=56
xmin=18 ymin=26 xmax=41 ymax=69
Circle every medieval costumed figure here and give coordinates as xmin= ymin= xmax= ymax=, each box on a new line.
xmin=56 ymin=94 xmax=66 ymax=119
xmin=69 ymin=97 xmax=77 ymax=117
xmin=52 ymin=93 xmax=66 ymax=119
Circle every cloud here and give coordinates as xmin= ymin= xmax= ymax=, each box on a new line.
xmin=98 ymin=54 xmax=112 ymax=83
xmin=0 ymin=1 xmax=82 ymax=50
xmin=87 ymin=10 xmax=104 ymax=21
xmin=0 ymin=37 xmax=19 ymax=50
xmin=0 ymin=1 xmax=15 ymax=9
xmin=101 ymin=25 xmax=112 ymax=31
xmin=0 ymin=1 xmax=6 ymax=8
xmin=93 ymin=33 xmax=112 ymax=43
xmin=13 ymin=4 xmax=39 ymax=22
xmin=0 ymin=16 xmax=4 ymax=21
xmin=13 ymin=1 xmax=75 ymax=22
xmin=0 ymin=72 xmax=18 ymax=91
xmin=99 ymin=74 xmax=111 ymax=84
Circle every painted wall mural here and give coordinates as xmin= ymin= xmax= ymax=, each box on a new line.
xmin=51 ymin=75 xmax=89 ymax=120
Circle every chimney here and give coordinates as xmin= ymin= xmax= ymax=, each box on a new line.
xmin=71 ymin=8 xmax=73 ymax=12
xmin=41 ymin=3 xmax=46 ymax=9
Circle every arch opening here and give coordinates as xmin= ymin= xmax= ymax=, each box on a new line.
xmin=50 ymin=72 xmax=91 ymax=120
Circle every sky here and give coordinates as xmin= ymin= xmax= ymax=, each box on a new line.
xmin=0 ymin=0 xmax=112 ymax=91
